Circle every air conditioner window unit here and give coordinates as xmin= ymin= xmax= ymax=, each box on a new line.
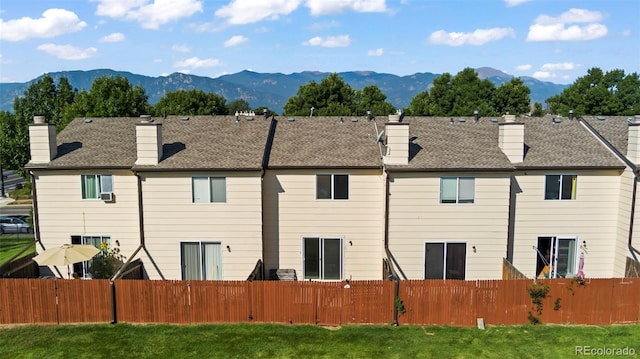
xmin=100 ymin=192 xmax=114 ymax=201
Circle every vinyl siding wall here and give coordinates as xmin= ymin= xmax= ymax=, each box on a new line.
xmin=511 ymin=170 xmax=622 ymax=278
xmin=139 ymin=172 xmax=263 ymax=280
xmin=387 ymin=172 xmax=511 ymax=280
xmin=262 ymin=169 xmax=385 ymax=280
xmin=33 ymin=170 xmax=140 ymax=275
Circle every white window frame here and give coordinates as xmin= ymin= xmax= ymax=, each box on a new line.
xmin=180 ymin=241 xmax=223 ymax=280
xmin=71 ymin=235 xmax=110 ymax=278
xmin=535 ymin=236 xmax=578 ymax=279
xmin=316 ymin=174 xmax=349 ymax=200
xmin=424 ymin=241 xmax=467 ymax=280
xmin=81 ymin=174 xmax=113 ymax=199
xmin=192 ymin=176 xmax=226 ymax=203
xmin=440 ymin=177 xmax=475 ymax=204
xmin=544 ymin=174 xmax=577 ymax=200
xmin=302 ymin=236 xmax=343 ymax=280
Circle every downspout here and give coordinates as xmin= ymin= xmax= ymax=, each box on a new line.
xmin=19 ymin=171 xmax=63 ymax=278
xmin=578 ymin=117 xmax=640 ymax=261
xmin=384 ymin=168 xmax=404 ymax=326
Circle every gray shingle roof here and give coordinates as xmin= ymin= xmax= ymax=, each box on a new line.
xmin=390 ymin=116 xmax=513 ymax=171
xmin=29 ymin=114 xmax=626 ymax=172
xmin=518 ymin=115 xmax=623 ymax=169
xmin=30 ymin=116 xmax=273 ymax=170
xmin=581 ymin=115 xmax=632 ymax=156
xmin=267 ymin=116 xmax=383 ymax=168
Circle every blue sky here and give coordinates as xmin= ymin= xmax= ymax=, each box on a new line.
xmin=1 ymin=0 xmax=638 ymax=84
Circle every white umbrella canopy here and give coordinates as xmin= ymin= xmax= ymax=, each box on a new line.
xmin=34 ymin=244 xmax=100 ymax=278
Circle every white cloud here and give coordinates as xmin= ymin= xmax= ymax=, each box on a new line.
xmin=224 ymin=35 xmax=248 ymax=47
xmin=368 ymin=48 xmax=384 ymax=56
xmin=94 ymin=0 xmax=203 ymax=29
xmin=0 ymin=8 xmax=87 ymax=41
xmin=303 ymin=35 xmax=351 ymax=47
xmin=306 ymin=20 xmax=340 ymax=31
xmin=99 ymin=32 xmax=125 ymax=42
xmin=429 ymin=27 xmax=515 ymax=46
xmin=527 ymin=8 xmax=607 ymax=41
xmin=515 ymin=64 xmax=532 ymax=71
xmin=215 ymin=0 xmax=300 ymax=25
xmin=37 ymin=43 xmax=98 ymax=60
xmin=172 ymin=44 xmax=191 ymax=52
xmin=173 ymin=56 xmax=222 ymax=69
xmin=622 ymin=29 xmax=631 ymax=37
xmin=305 ymin=0 xmax=387 ymax=16
xmin=540 ymin=62 xmax=576 ymax=71
xmin=504 ymin=0 xmax=531 ymax=7
xmin=532 ymin=71 xmax=557 ymax=80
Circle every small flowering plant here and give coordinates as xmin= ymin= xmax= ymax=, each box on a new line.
xmin=91 ymin=241 xmax=126 ymax=279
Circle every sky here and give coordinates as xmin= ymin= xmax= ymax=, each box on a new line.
xmin=0 ymin=0 xmax=638 ymax=84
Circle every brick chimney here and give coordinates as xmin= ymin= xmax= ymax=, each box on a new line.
xmin=498 ymin=115 xmax=524 ymax=163
xmin=627 ymin=115 xmax=640 ymax=164
xmin=383 ymin=113 xmax=409 ymax=165
xmin=28 ymin=116 xmax=57 ymax=164
xmin=135 ymin=115 xmax=163 ymax=165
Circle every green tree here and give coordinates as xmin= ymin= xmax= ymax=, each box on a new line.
xmin=154 ymin=90 xmax=227 ymax=116
xmin=531 ymin=102 xmax=544 ymax=117
xmin=449 ymin=68 xmax=496 ymax=116
xmin=406 ymin=89 xmax=431 ymax=116
xmin=355 ymin=85 xmax=395 ymax=116
xmin=283 ymin=73 xmax=356 ymax=116
xmin=65 ymin=75 xmax=151 ymax=119
xmin=3 ymin=75 xmax=76 ymax=173
xmin=547 ymin=68 xmax=640 ymax=116
xmin=493 ymin=77 xmax=531 ymax=116
xmin=227 ymin=99 xmax=250 ymax=115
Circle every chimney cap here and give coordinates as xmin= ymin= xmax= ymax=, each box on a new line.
xmin=33 ymin=116 xmax=46 ymax=124
xmin=504 ymin=114 xmax=516 ymax=123
xmin=140 ymin=114 xmax=153 ymax=123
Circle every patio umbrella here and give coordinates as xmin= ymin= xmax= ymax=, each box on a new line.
xmin=576 ymin=252 xmax=585 ymax=279
xmin=33 ymin=244 xmax=100 ymax=278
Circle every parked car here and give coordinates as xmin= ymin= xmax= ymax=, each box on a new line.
xmin=6 ymin=214 xmax=31 ymax=223
xmin=0 ymin=216 xmax=32 ymax=234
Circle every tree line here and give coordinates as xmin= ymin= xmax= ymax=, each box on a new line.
xmin=1 ymin=67 xmax=638 ymax=173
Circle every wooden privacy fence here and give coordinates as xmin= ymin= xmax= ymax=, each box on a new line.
xmin=0 ymin=278 xmax=638 ymax=326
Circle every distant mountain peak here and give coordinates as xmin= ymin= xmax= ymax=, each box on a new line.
xmin=0 ymin=67 xmax=568 ymax=113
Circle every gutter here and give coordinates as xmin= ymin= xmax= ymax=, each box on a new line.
xmin=578 ymin=117 xmax=640 ymax=262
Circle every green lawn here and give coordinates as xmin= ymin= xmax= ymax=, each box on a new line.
xmin=0 ymin=235 xmax=35 ymax=263
xmin=0 ymin=323 xmax=638 ymax=358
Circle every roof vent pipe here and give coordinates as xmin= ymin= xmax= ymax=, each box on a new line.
xmin=569 ymin=110 xmax=574 ymax=121
xmin=474 ymin=110 xmax=479 ymax=122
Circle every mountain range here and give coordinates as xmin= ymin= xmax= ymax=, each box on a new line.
xmin=0 ymin=67 xmax=569 ymax=114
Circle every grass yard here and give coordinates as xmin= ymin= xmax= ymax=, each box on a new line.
xmin=0 ymin=323 xmax=638 ymax=358
xmin=0 ymin=235 xmax=35 ymax=263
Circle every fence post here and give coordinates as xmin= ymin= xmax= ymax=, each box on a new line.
xmin=110 ymin=281 xmax=117 ymax=324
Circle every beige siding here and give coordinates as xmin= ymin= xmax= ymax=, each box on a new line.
xmin=33 ymin=170 xmax=140 ymax=276
xmin=140 ymin=172 xmax=263 ymax=280
xmin=263 ymin=169 xmax=385 ymax=280
xmin=511 ymin=170 xmax=622 ymax=278
xmin=387 ymin=172 xmax=511 ymax=280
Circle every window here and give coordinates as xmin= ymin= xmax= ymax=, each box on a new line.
xmin=440 ymin=177 xmax=474 ymax=204
xmin=71 ymin=235 xmax=110 ymax=278
xmin=81 ymin=174 xmax=112 ymax=199
xmin=181 ymin=242 xmax=222 ymax=280
xmin=192 ymin=177 xmax=226 ymax=203
xmin=535 ymin=236 xmax=577 ymax=278
xmin=545 ymin=174 xmax=577 ymax=200
xmin=425 ymin=242 xmax=466 ymax=279
xmin=316 ymin=174 xmax=349 ymax=200
xmin=303 ymin=237 xmax=342 ymax=280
